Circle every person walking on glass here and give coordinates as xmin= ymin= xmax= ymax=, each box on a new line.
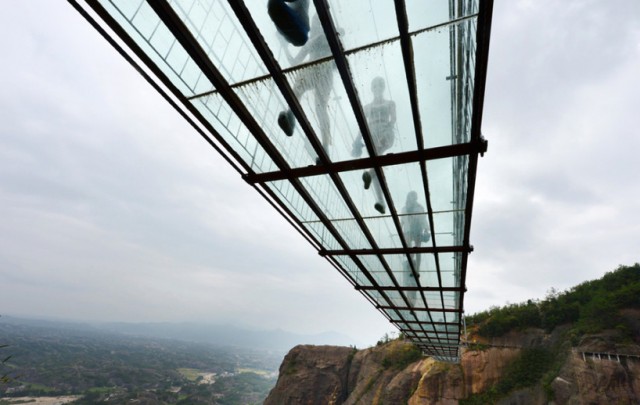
xmin=352 ymin=77 xmax=396 ymax=214
xmin=275 ymin=13 xmax=336 ymax=161
xmin=401 ymin=191 xmax=430 ymax=305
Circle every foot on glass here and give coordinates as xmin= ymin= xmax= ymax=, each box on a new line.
xmin=267 ymin=0 xmax=310 ymax=47
xmin=362 ymin=172 xmax=372 ymax=190
xmin=278 ymin=111 xmax=295 ymax=136
xmin=374 ymin=202 xmax=385 ymax=214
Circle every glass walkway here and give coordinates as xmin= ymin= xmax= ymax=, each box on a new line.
xmin=71 ymin=0 xmax=493 ymax=362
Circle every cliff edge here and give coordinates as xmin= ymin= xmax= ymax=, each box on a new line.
xmin=265 ymin=324 xmax=640 ymax=404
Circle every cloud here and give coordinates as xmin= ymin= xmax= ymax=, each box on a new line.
xmin=466 ymin=0 xmax=640 ymax=313
xmin=2 ymin=0 xmax=638 ymax=344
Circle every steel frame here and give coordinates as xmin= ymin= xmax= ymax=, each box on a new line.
xmin=70 ymin=0 xmax=493 ymax=362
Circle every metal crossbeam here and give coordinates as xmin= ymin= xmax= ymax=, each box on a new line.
xmin=71 ymin=0 xmax=493 ymax=362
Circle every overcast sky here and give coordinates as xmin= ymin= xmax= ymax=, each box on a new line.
xmin=0 ymin=1 xmax=638 ymax=347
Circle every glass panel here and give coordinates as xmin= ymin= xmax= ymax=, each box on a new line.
xmin=331 ymin=218 xmax=372 ymax=250
xmin=365 ymin=290 xmax=385 ymax=306
xmin=390 ymin=309 xmax=415 ymax=323
xmin=110 ymin=0 xmax=143 ymax=20
xmin=426 ymin=291 xmax=444 ymax=309
xmin=459 ymin=18 xmax=477 ymax=144
xmin=432 ymin=211 xmax=456 ymax=247
xmin=234 ymin=78 xmax=319 ymax=168
xmin=395 ymin=322 xmax=409 ymax=330
xmin=406 ymin=0 xmax=478 ymax=32
xmin=170 ymin=0 xmax=267 ymax=85
xmin=421 ymin=269 xmax=448 ymax=289
xmin=90 ymin=0 xmax=487 ymax=361
xmin=267 ymin=180 xmax=318 ymax=223
xmin=242 ymin=1 xmax=327 ymax=71
xmin=443 ymin=291 xmax=459 ymax=310
xmin=101 ymin=0 xmax=215 ymax=96
xmin=326 ymin=0 xmax=398 ymax=50
xmin=304 ymin=221 xmax=341 ymax=251
xmin=427 ymin=157 xmax=454 ymax=212
xmin=414 ymin=27 xmax=452 ymax=148
xmin=445 ymin=311 xmax=459 ymax=323
xmin=333 ymin=256 xmax=373 ymax=287
xmin=386 ymin=290 xmax=409 ymax=308
xmin=346 ymin=42 xmax=418 ymax=156
xmin=382 ymin=163 xmax=433 ymax=247
xmin=282 ymin=62 xmax=357 ymax=163
xmin=381 ymin=253 xmax=435 ymax=291
xmin=357 ymin=256 xmax=394 ymax=287
xmin=339 ymin=162 xmax=432 ymax=248
xmin=191 ymin=94 xmax=277 ymax=173
xmin=362 ymin=215 xmax=402 ymax=249
xmin=429 ymin=311 xmax=446 ymax=324
xmin=437 ymin=252 xmax=457 ymax=288
xmin=338 ymin=168 xmax=398 ymax=235
xmin=299 ymin=175 xmax=351 ymax=220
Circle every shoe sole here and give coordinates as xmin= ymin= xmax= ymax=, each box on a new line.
xmin=268 ymin=0 xmax=309 ymax=46
xmin=362 ymin=172 xmax=372 ymax=190
xmin=278 ymin=112 xmax=294 ymax=136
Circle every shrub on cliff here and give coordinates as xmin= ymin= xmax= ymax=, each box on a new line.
xmin=381 ymin=342 xmax=422 ymax=370
xmin=468 ymin=264 xmax=640 ymax=338
xmin=460 ymin=348 xmax=554 ymax=405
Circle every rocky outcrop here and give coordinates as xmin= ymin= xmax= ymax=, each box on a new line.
xmin=265 ymin=329 xmax=640 ymax=404
xmin=551 ymin=350 xmax=640 ymax=404
xmin=263 ymin=345 xmax=354 ymax=405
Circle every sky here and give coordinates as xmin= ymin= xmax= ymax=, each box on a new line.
xmin=0 ymin=1 xmax=639 ymax=347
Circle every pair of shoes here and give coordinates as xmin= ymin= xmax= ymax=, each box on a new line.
xmin=374 ymin=202 xmax=386 ymax=214
xmin=362 ymin=172 xmax=371 ymax=190
xmin=268 ymin=0 xmax=310 ymax=47
xmin=278 ymin=111 xmax=295 ymax=136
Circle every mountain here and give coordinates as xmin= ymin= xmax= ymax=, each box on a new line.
xmin=94 ymin=322 xmax=362 ymax=351
xmin=264 ymin=264 xmax=640 ymax=404
xmin=0 ymin=316 xmax=360 ymax=351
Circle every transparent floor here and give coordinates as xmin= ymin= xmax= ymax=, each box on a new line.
xmin=77 ymin=0 xmax=492 ymax=362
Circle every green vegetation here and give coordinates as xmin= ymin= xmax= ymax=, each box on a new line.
xmin=1 ymin=344 xmax=12 ymax=384
xmin=0 ymin=320 xmax=278 ymax=404
xmin=461 ymin=264 xmax=640 ymax=404
xmin=376 ymin=332 xmax=395 ymax=346
xmin=467 ymin=264 xmax=640 ymax=338
xmin=460 ymin=348 xmax=555 ymax=405
xmin=283 ymin=352 xmax=298 ymax=376
xmin=177 ymin=368 xmax=201 ymax=382
xmin=381 ymin=342 xmax=422 ymax=370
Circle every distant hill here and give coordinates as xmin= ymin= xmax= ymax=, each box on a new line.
xmin=93 ymin=321 xmax=363 ymax=351
xmin=0 ymin=316 xmax=362 ymax=352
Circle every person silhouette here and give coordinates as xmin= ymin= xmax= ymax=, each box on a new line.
xmin=352 ymin=77 xmax=396 ymax=213
xmin=401 ymin=191 xmax=430 ymax=305
xmin=268 ymin=0 xmax=310 ymax=46
xmin=277 ymin=14 xmax=336 ymax=160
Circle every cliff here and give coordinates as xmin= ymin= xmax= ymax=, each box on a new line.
xmin=265 ymin=318 xmax=640 ymax=404
xmin=266 ymin=266 xmax=640 ymax=403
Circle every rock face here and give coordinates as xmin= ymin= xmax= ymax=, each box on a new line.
xmin=263 ymin=345 xmax=354 ymax=405
xmin=552 ymin=351 xmax=640 ymax=405
xmin=265 ymin=330 xmax=640 ymax=404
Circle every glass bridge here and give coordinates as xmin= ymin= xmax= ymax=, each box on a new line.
xmin=71 ymin=0 xmax=493 ymax=362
